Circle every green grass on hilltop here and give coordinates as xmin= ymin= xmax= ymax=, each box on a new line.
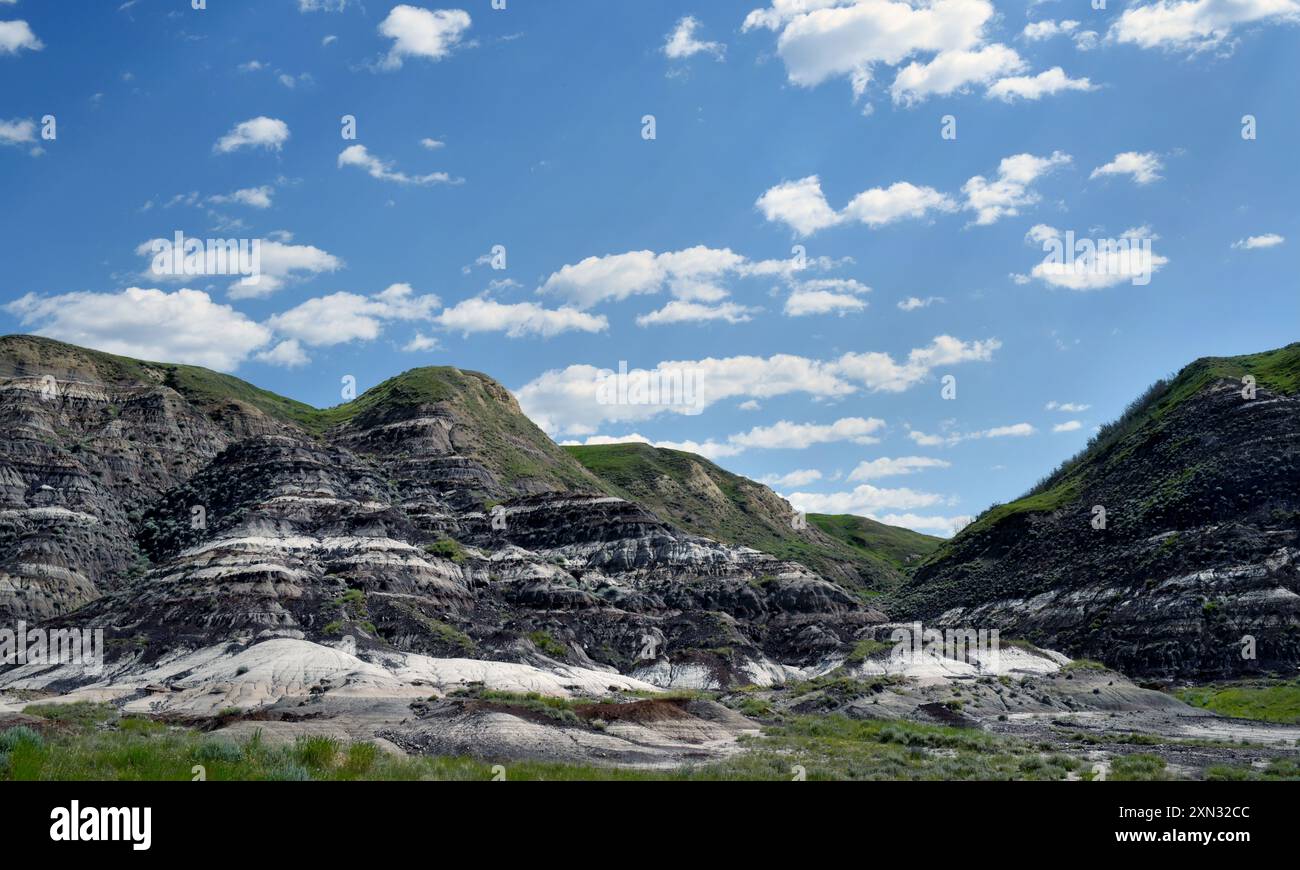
xmin=1175 ymin=678 xmax=1300 ymax=725
xmin=566 ymin=442 xmax=940 ymax=589
xmin=936 ymin=342 xmax=1300 ymax=551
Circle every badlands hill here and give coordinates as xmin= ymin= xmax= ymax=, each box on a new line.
xmin=897 ymin=344 xmax=1300 ymax=679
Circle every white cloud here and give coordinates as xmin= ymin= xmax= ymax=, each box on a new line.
xmin=0 ymin=19 xmax=42 ymax=55
xmin=759 ymin=469 xmax=825 ymax=488
xmin=1025 ymin=225 xmax=1169 ymax=290
xmin=1109 ymin=0 xmax=1300 ymax=52
xmin=1046 ymin=400 xmax=1091 ymax=412
xmin=732 ymin=416 xmax=886 ymax=449
xmin=0 ymin=117 xmax=35 ymax=147
xmin=237 ymin=60 xmax=266 ymax=72
xmin=378 ymin=5 xmax=471 ymax=70
xmin=897 ymin=295 xmax=943 ymax=311
xmin=1232 ymin=233 xmax=1285 ymax=250
xmin=785 ymin=483 xmax=951 ymax=515
xmin=834 ymin=335 xmax=1001 ymax=392
xmin=420 ymin=137 xmax=445 ymax=150
xmin=135 ymin=236 xmax=343 ymax=299
xmin=267 ymin=283 xmax=440 ymax=347
xmin=1090 ymin=151 xmax=1164 ymax=185
xmin=785 ymin=278 xmax=871 ymax=316
xmin=6 ymin=287 xmax=272 ymax=371
xmin=847 ymin=456 xmax=951 ymax=480
xmin=755 ymin=176 xmax=846 ymax=236
xmin=890 ymin=44 xmax=1025 ymax=105
xmin=208 ymin=185 xmax=274 ymax=209
xmin=299 ymin=0 xmax=349 ymax=10
xmin=538 ymin=245 xmax=808 ymax=311
xmin=757 ymin=175 xmax=956 ymax=236
xmin=742 ymin=0 xmax=998 ymax=102
xmin=337 ymin=144 xmax=459 ymax=186
xmin=435 ymin=297 xmax=608 ymax=338
xmin=986 ymin=67 xmax=1095 ymax=102
xmin=214 ymin=117 xmax=290 ymax=154
xmin=663 ymin=15 xmax=725 ymax=60
xmin=403 ymin=332 xmax=441 ymax=352
xmin=842 ymin=181 xmax=959 ymax=226
xmin=636 ymin=300 xmax=757 ymax=326
xmin=255 ymin=339 xmax=310 ymax=368
xmin=962 ymin=151 xmax=1071 ymax=225
xmin=517 ymin=336 xmax=999 ymax=435
xmin=1022 ymin=19 xmax=1079 ymax=40
xmin=907 ymin=421 xmax=1036 ymax=446
xmin=1052 ymin=420 xmax=1083 ymax=432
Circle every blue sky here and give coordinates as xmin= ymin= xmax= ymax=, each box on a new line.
xmin=1 ymin=0 xmax=1297 ymax=535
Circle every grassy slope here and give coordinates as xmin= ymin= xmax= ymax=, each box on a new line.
xmin=565 ymin=442 xmax=940 ymax=589
xmin=929 ymin=343 xmax=1300 ymax=551
xmin=0 ymin=334 xmax=599 ymax=493
xmin=807 ymin=513 xmax=943 ymax=572
xmin=1175 ymin=678 xmax=1300 ymax=725
xmin=3 ymin=701 xmax=1105 ymax=781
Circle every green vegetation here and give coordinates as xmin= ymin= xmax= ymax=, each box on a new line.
xmin=807 ymin=513 xmax=942 ymax=571
xmin=932 ymin=342 xmax=1300 ymax=551
xmin=423 ymin=537 xmax=467 ymax=564
xmin=527 ymin=630 xmax=569 ymax=658
xmin=1175 ymin=678 xmax=1300 ymax=724
xmin=0 ymin=334 xmax=600 ymax=494
xmin=2 ymin=708 xmax=1095 ymax=781
xmin=1205 ymin=758 xmax=1300 ymax=781
xmin=1107 ymin=754 xmax=1170 ymax=781
xmin=566 ymin=442 xmax=939 ymax=590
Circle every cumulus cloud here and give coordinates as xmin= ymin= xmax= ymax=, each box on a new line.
xmin=758 ymin=469 xmax=825 ymax=488
xmin=0 ymin=19 xmax=42 ymax=55
xmin=962 ymin=151 xmax=1072 ymax=225
xmin=785 ymin=278 xmax=871 ymax=316
xmin=635 ymin=300 xmax=757 ymax=326
xmin=1109 ymin=0 xmax=1300 ymax=52
xmin=663 ymin=15 xmax=725 ymax=60
xmin=897 ymin=295 xmax=943 ymax=311
xmin=435 ymin=296 xmax=608 ymax=338
xmin=1046 ymin=400 xmax=1091 ymax=412
xmin=784 ymin=483 xmax=951 ymax=515
xmin=907 ymin=421 xmax=1036 ymax=446
xmin=986 ymin=67 xmax=1095 ymax=102
xmin=1052 ymin=420 xmax=1083 ymax=432
xmin=756 ymin=175 xmax=956 ymax=236
xmin=516 ymin=335 xmax=999 ymax=436
xmin=0 ymin=117 xmax=36 ymax=149
xmin=208 ymin=185 xmax=274 ymax=209
xmin=848 ymin=456 xmax=951 ymax=480
xmin=1232 ymin=233 xmax=1285 ymax=250
xmin=565 ymin=417 xmax=884 ymax=461
xmin=213 ymin=117 xmax=290 ymax=154
xmin=1024 ymin=224 xmax=1169 ymax=290
xmin=134 ymin=236 xmax=343 ymax=299
xmin=255 ymin=339 xmax=310 ymax=368
xmin=1022 ymin=19 xmax=1079 ymax=40
xmin=890 ymin=44 xmax=1025 ymax=105
xmin=337 ymin=144 xmax=459 ymax=186
xmin=537 ymin=245 xmax=814 ymax=312
xmin=1090 ymin=151 xmax=1164 ymax=185
xmin=266 ymin=283 xmax=440 ymax=347
xmin=5 ymin=287 xmax=272 ymax=371
xmin=378 ymin=5 xmax=471 ymax=70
